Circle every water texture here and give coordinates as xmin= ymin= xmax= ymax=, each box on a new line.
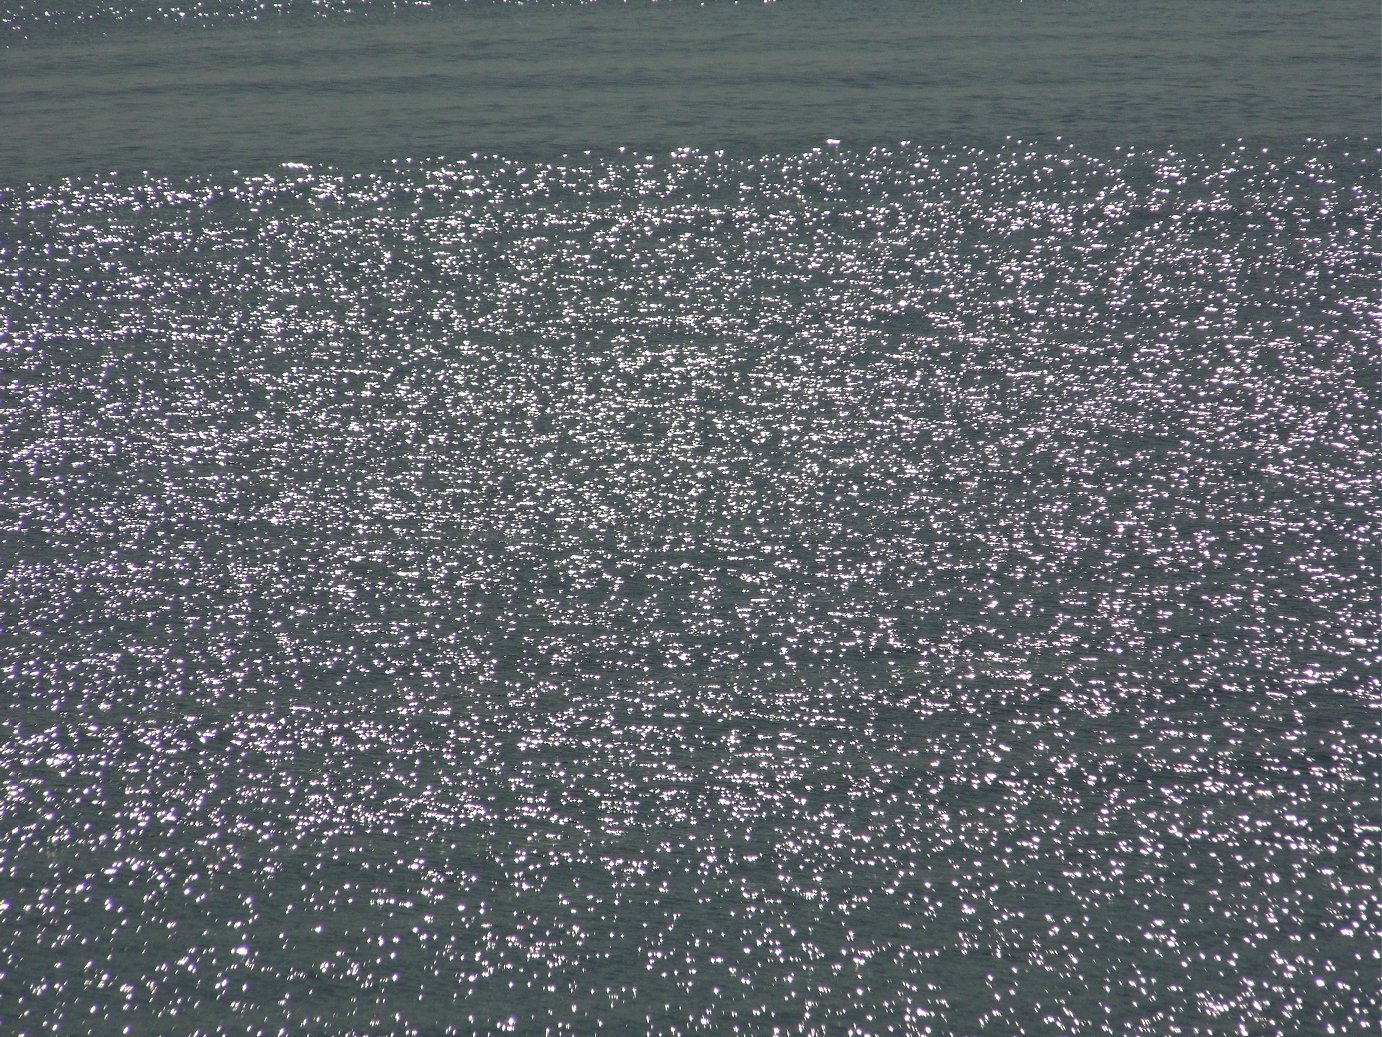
xmin=3 ymin=139 xmax=1378 ymax=1036
xmin=1 ymin=2 xmax=1379 ymax=1036
xmin=4 ymin=0 xmax=1379 ymax=180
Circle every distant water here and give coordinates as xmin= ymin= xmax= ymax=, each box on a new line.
xmin=4 ymin=0 xmax=1381 ymax=179
xmin=2 ymin=2 xmax=1379 ymax=1036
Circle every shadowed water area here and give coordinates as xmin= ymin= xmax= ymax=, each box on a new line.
xmin=1 ymin=2 xmax=1379 ymax=1036
xmin=3 ymin=0 xmax=1379 ymax=178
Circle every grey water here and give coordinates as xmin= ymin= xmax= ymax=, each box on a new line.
xmin=3 ymin=0 xmax=1380 ymax=180
xmin=1 ymin=2 xmax=1379 ymax=1035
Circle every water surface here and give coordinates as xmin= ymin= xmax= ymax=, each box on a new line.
xmin=3 ymin=0 xmax=1378 ymax=180
xmin=1 ymin=3 xmax=1378 ymax=1036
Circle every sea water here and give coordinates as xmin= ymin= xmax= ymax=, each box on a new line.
xmin=1 ymin=2 xmax=1378 ymax=1035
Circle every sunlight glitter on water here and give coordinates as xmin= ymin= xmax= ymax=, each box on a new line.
xmin=1 ymin=142 xmax=1378 ymax=1035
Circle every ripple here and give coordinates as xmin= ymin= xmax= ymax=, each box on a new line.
xmin=1 ymin=141 xmax=1377 ymax=1035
